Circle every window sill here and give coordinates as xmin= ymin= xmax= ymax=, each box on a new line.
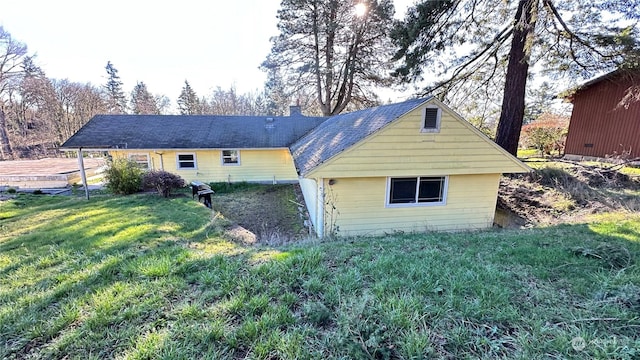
xmin=420 ymin=128 xmax=440 ymax=133
xmin=385 ymin=201 xmax=446 ymax=208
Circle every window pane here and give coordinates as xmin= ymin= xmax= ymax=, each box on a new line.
xmin=390 ymin=178 xmax=417 ymax=203
xmin=424 ymin=108 xmax=438 ymax=129
xmin=418 ymin=177 xmax=444 ymax=202
xmin=178 ymin=154 xmax=195 ymax=168
xmin=222 ymin=150 xmax=239 ymax=164
xmin=129 ymin=154 xmax=149 ymax=169
xmin=129 ymin=154 xmax=147 ymax=162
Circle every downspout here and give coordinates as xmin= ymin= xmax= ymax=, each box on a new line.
xmin=77 ymin=148 xmax=89 ymax=200
xmin=317 ymin=177 xmax=324 ymax=238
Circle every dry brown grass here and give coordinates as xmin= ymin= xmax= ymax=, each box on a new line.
xmin=499 ymin=161 xmax=640 ymax=226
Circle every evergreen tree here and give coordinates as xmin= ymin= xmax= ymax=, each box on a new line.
xmin=177 ymin=80 xmax=201 ymax=115
xmin=104 ymin=61 xmax=127 ymax=114
xmin=264 ymin=68 xmax=291 ymax=116
xmin=262 ymin=0 xmax=395 ymax=116
xmin=392 ymin=0 xmax=640 ymax=155
xmin=130 ymin=81 xmax=160 ymax=115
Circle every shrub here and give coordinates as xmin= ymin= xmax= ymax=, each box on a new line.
xmin=104 ymin=158 xmax=143 ymax=195
xmin=142 ymin=170 xmax=186 ymax=198
xmin=6 ymin=187 xmax=17 ymax=194
xmin=520 ymin=113 xmax=569 ymax=156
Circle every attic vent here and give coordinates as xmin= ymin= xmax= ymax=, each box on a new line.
xmin=265 ymin=117 xmax=275 ymax=130
xmin=421 ymin=107 xmax=441 ymax=133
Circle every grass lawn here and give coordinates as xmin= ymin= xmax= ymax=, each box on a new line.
xmin=1 ymin=193 xmax=639 ymax=359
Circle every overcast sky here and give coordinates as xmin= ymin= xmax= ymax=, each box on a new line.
xmin=1 ymin=0 xmax=414 ymax=103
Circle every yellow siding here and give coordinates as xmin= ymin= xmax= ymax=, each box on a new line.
xmin=110 ymin=149 xmax=298 ymax=183
xmin=309 ymin=101 xmax=529 ymax=178
xmin=325 ymin=174 xmax=500 ymax=236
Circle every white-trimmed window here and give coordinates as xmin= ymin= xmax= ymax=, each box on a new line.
xmin=128 ymin=154 xmax=150 ymax=169
xmin=221 ymin=150 xmax=240 ymax=165
xmin=421 ymin=106 xmax=441 ymax=132
xmin=177 ymin=153 xmax=196 ymax=169
xmin=387 ymin=176 xmax=448 ymax=206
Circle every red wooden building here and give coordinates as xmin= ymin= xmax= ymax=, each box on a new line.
xmin=565 ymin=70 xmax=640 ymax=159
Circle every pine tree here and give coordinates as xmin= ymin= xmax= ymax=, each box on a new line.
xmin=177 ymin=80 xmax=201 ymax=115
xmin=130 ymin=82 xmax=160 ymax=115
xmin=262 ymin=0 xmax=395 ymax=116
xmin=104 ymin=61 xmax=127 ymax=114
xmin=392 ymin=0 xmax=640 ymax=155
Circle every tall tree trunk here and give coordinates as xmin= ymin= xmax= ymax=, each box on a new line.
xmin=495 ymin=0 xmax=538 ymax=156
xmin=0 ymin=108 xmax=13 ymax=160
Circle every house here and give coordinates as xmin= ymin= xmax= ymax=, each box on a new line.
xmin=564 ymin=69 xmax=640 ymax=160
xmin=62 ymin=98 xmax=529 ymax=237
xmin=61 ymin=107 xmax=327 ymax=184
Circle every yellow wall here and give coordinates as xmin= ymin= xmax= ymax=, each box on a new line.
xmin=323 ymin=174 xmax=500 ymax=236
xmin=110 ymin=149 xmax=298 ymax=183
xmin=309 ymin=100 xmax=529 ymax=178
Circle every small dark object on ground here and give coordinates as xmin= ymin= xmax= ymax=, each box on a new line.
xmin=191 ymin=181 xmax=214 ymax=208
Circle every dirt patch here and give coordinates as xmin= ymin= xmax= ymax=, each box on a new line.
xmin=498 ymin=161 xmax=640 ymax=226
xmin=211 ymin=184 xmax=309 ymax=245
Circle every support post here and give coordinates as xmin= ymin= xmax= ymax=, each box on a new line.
xmin=77 ymin=148 xmax=89 ymax=200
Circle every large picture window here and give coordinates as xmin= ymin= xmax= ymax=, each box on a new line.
xmin=387 ymin=176 xmax=447 ymax=206
xmin=221 ymin=150 xmax=240 ymax=165
xmin=177 ymin=153 xmax=196 ymax=169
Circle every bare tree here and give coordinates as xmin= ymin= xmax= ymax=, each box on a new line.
xmin=52 ymin=79 xmax=106 ymax=142
xmin=0 ymin=26 xmax=29 ymax=159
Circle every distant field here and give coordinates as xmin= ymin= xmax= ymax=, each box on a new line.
xmin=1 ymin=192 xmax=639 ymax=359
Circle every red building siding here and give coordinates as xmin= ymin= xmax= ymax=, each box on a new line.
xmin=565 ymin=73 xmax=640 ymax=158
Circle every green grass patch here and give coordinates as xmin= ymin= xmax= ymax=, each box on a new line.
xmin=517 ymin=148 xmax=540 ymax=158
xmin=1 ymin=194 xmax=639 ymax=358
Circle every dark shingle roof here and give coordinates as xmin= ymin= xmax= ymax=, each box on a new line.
xmin=61 ymin=114 xmax=328 ymax=149
xmin=290 ymin=97 xmax=431 ymax=175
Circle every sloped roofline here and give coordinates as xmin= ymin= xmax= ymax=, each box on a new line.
xmin=433 ymin=98 xmax=531 ymax=173
xmin=565 ymin=68 xmax=640 ymax=102
xmin=298 ymin=97 xmax=530 ymax=177
xmin=290 ymin=97 xmax=432 ymax=176
xmin=295 ymin=98 xmax=429 ymax=176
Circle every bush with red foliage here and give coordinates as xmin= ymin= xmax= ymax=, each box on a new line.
xmin=520 ymin=113 xmax=569 ymax=156
xmin=142 ymin=170 xmax=186 ymax=198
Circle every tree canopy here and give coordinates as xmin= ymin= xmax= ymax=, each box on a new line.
xmin=392 ymin=0 xmax=640 ymax=155
xmin=263 ymin=0 xmax=396 ymax=116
